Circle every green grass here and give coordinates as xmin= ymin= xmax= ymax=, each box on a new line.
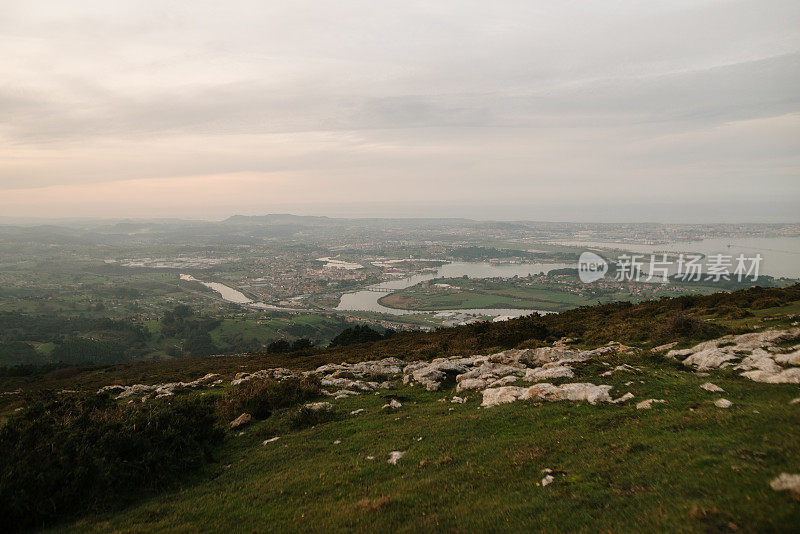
xmin=52 ymin=352 xmax=800 ymax=533
xmin=380 ymin=278 xmax=723 ymax=312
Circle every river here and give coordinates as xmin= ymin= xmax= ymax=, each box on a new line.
xmin=335 ymin=261 xmax=572 ymax=317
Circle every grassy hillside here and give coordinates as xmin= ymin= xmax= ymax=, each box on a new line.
xmin=1 ymin=285 xmax=799 ymax=532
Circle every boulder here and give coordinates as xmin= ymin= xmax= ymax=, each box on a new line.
xmin=714 ymin=398 xmax=733 ymax=409
xmin=700 ymin=382 xmax=724 ymax=393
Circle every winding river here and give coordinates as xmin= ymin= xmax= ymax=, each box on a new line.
xmin=335 ymin=261 xmax=571 ymax=317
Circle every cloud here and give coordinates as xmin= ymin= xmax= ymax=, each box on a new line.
xmin=0 ymin=0 xmax=798 ymax=219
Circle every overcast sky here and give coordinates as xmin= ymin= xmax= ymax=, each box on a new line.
xmin=1 ymin=0 xmax=798 ymax=221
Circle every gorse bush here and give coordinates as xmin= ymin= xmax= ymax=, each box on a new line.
xmin=216 ymin=375 xmax=322 ymax=421
xmin=0 ymin=392 xmax=223 ymax=532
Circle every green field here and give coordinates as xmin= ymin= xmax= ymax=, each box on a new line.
xmin=379 ymin=277 xmax=723 ymax=312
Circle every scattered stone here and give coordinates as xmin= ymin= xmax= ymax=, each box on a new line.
xmin=636 ymin=399 xmax=667 ymax=410
xmin=229 ymin=413 xmax=252 ymax=429
xmin=382 ymin=399 xmax=402 ymax=411
xmin=541 ymin=475 xmax=554 ymax=487
xmin=790 ymin=398 xmax=800 ymax=405
xmin=366 ymin=456 xmax=375 ymax=461
xmin=304 ymin=401 xmax=333 ymax=411
xmin=715 ymin=398 xmax=733 ymax=409
xmin=262 ymin=436 xmax=280 ymax=445
xmin=770 ymin=473 xmax=800 ymax=495
xmin=651 ymin=341 xmax=679 ymax=353
xmin=333 ymin=440 xmax=341 ymax=445
xmin=612 ymin=392 xmax=635 ymax=404
xmin=387 ymin=451 xmax=405 ymax=465
xmin=99 ymin=373 xmax=222 ymax=400
xmin=451 ymin=396 xmax=466 ymax=404
xmin=700 ymin=382 xmax=724 ymax=393
xmin=600 ymin=364 xmax=639 ymax=377
xmin=350 ymin=408 xmax=365 ymax=415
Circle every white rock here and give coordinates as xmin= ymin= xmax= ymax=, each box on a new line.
xmin=770 ymin=473 xmax=800 ymax=494
xmin=481 ymin=382 xmax=616 ymax=407
xmin=262 ymin=436 xmax=280 ymax=445
xmin=636 ymin=399 xmax=667 ymax=410
xmin=230 ymin=413 xmax=252 ymax=429
xmin=387 ymin=451 xmax=405 ymax=465
xmin=714 ymin=398 xmax=733 ymax=408
xmin=382 ymin=399 xmax=402 ymax=411
xmin=304 ymin=401 xmax=333 ymax=411
xmin=700 ymin=382 xmax=724 ymax=393
xmin=480 ymin=386 xmax=527 ymax=407
xmin=612 ymin=392 xmax=635 ymax=404
xmin=350 ymin=408 xmax=365 ymax=415
xmin=790 ymin=398 xmax=800 ymax=405
xmin=651 ymin=342 xmax=679 ymax=353
xmin=451 ymin=396 xmax=466 ymax=404
xmin=456 ymin=378 xmax=488 ymax=392
xmin=541 ymin=475 xmax=554 ymax=487
xmin=740 ymin=368 xmax=800 ymax=384
xmin=525 ymin=365 xmax=574 ymax=381
xmin=488 ymin=375 xmax=521 ymax=387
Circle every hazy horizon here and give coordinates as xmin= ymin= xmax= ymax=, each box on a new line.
xmin=2 ymin=1 xmax=799 ymax=220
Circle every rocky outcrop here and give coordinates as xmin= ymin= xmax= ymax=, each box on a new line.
xmin=667 ymin=329 xmax=800 ymax=383
xmin=480 ymin=382 xmax=620 ymax=407
xmin=97 ymin=373 xmax=221 ymax=400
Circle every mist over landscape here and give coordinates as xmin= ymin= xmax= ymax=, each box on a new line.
xmin=1 ymin=1 xmax=799 ymax=532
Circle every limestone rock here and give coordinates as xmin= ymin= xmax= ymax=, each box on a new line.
xmin=700 ymin=382 xmax=724 ymax=393
xmin=304 ymin=401 xmax=333 ymax=411
xmin=387 ymin=451 xmax=405 ymax=465
xmin=636 ymin=399 xmax=667 ymax=410
xmin=525 ymin=365 xmax=575 ymax=381
xmin=770 ymin=473 xmax=800 ymax=494
xmin=714 ymin=398 xmax=733 ymax=408
xmin=382 ymin=399 xmax=402 ymax=411
xmin=230 ymin=413 xmax=252 ymax=429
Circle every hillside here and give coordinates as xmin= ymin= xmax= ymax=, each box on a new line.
xmin=1 ymin=285 xmax=800 ymax=532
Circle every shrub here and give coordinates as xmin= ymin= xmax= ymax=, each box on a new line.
xmin=289 ymin=403 xmax=339 ymax=429
xmin=216 ymin=375 xmax=321 ymax=421
xmin=0 ymin=393 xmax=223 ymax=532
xmin=655 ymin=312 xmax=723 ymax=341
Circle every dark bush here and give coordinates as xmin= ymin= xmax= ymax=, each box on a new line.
xmin=0 ymin=393 xmax=223 ymax=532
xmin=655 ymin=312 xmax=723 ymax=341
xmin=329 ymin=325 xmax=391 ymax=346
xmin=216 ymin=375 xmax=321 ymax=421
xmin=289 ymin=403 xmax=339 ymax=429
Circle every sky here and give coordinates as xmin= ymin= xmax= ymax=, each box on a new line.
xmin=1 ymin=0 xmax=799 ymax=222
